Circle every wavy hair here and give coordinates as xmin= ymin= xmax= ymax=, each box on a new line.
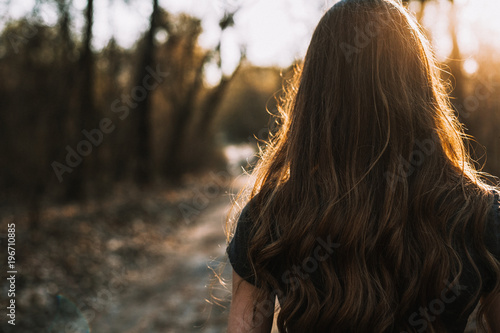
xmin=228 ymin=0 xmax=499 ymax=331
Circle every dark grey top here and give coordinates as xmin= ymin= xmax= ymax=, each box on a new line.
xmin=227 ymin=192 xmax=500 ymax=332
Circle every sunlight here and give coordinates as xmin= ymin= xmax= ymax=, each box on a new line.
xmin=2 ymin=1 xmax=500 ymax=332
xmin=158 ymin=0 xmax=500 ymax=69
xmin=204 ymin=61 xmax=223 ymax=87
xmin=2 ymin=0 xmax=499 ymax=68
xmin=463 ymin=58 xmax=478 ymax=75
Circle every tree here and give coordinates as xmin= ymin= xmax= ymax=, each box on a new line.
xmin=133 ymin=0 xmax=159 ymax=185
xmin=195 ymin=12 xmax=246 ymax=139
xmin=65 ymin=0 xmax=95 ymax=200
xmin=162 ymin=9 xmax=245 ymax=179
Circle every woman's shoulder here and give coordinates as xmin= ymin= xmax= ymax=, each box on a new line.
xmin=234 ymin=197 xmax=259 ymax=230
xmin=226 ymin=198 xmax=260 ymax=285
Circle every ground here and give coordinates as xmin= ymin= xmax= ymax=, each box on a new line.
xmin=90 ymin=187 xmax=235 ymax=333
xmin=0 ymin=173 xmax=246 ymax=333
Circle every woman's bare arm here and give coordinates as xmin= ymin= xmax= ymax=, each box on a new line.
xmin=227 ymin=270 xmax=275 ymax=333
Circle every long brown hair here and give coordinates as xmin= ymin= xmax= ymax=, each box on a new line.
xmin=228 ymin=0 xmax=499 ymax=331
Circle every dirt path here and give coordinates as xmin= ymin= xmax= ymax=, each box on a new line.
xmin=90 ymin=177 xmax=248 ymax=333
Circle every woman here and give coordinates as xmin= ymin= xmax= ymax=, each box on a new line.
xmin=226 ymin=0 xmax=500 ymax=332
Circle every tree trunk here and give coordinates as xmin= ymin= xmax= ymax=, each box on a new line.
xmin=163 ymin=52 xmax=208 ymax=179
xmin=134 ymin=0 xmax=158 ymax=185
xmin=65 ymin=0 xmax=94 ymax=201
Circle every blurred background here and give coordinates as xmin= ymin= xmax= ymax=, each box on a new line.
xmin=0 ymin=0 xmax=499 ymax=332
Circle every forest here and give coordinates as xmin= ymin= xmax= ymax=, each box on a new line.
xmin=0 ymin=0 xmax=499 ymax=332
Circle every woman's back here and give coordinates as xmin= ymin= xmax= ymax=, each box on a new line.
xmin=229 ymin=191 xmax=500 ymax=332
xmin=226 ymin=0 xmax=500 ymax=332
